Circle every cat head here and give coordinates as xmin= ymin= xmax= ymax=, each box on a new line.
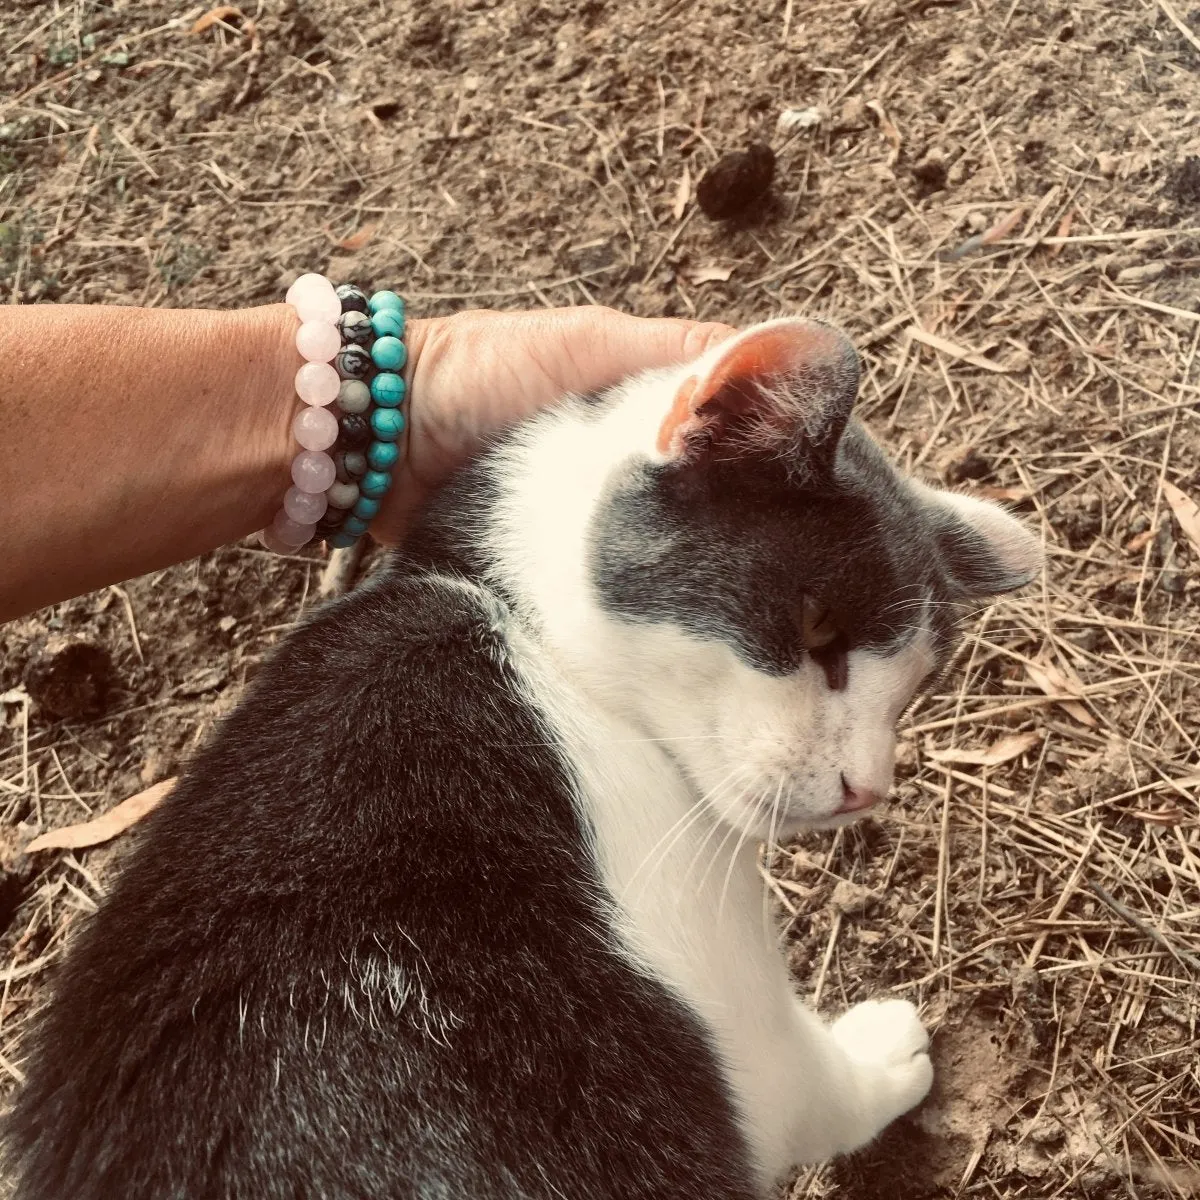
xmin=493 ymin=318 xmax=1042 ymax=835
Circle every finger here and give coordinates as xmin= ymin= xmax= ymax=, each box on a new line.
xmin=581 ymin=310 xmax=739 ymax=387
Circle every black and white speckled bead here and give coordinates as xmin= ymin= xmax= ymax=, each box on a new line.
xmin=334 ymin=450 xmax=367 ymax=484
xmin=335 ymin=344 xmax=373 ymax=381
xmin=326 ymin=481 xmax=360 ymax=510
xmin=338 ymin=310 xmax=374 ymax=348
xmin=335 ymin=283 xmax=370 ymax=315
xmin=336 ymin=379 xmax=371 ymax=414
xmin=338 ymin=411 xmax=371 ymax=451
xmin=314 ymin=511 xmax=346 ymax=539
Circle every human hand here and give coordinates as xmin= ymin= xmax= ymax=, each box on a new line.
xmin=372 ymin=307 xmax=736 ymax=543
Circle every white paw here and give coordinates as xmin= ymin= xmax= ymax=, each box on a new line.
xmin=831 ymin=998 xmax=933 ymax=1114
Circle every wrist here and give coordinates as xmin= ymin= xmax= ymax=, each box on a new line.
xmin=256 ymin=282 xmax=430 ymax=553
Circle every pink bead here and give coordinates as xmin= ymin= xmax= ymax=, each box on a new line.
xmin=271 ymin=509 xmax=316 ymax=546
xmin=260 ymin=525 xmax=303 ymax=554
xmin=287 ymin=274 xmax=341 ymax=324
xmin=285 ymin=272 xmax=327 ymax=306
xmin=295 ymin=361 xmax=340 ymax=406
xmin=295 ymin=320 xmax=341 ymax=363
xmin=283 ymin=485 xmax=328 ymax=524
xmin=291 ymin=450 xmax=336 ymax=494
xmin=293 ymin=405 xmax=339 ymax=452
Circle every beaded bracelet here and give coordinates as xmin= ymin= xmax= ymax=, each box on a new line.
xmin=259 ymin=274 xmax=406 ymax=555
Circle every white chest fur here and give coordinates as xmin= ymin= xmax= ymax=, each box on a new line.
xmin=504 ymin=639 xmax=934 ymax=1191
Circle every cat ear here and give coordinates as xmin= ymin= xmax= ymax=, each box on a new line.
xmin=934 ymin=490 xmax=1043 ymax=596
xmin=655 ymin=318 xmax=860 ymax=472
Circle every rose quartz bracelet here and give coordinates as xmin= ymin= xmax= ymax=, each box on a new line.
xmin=257 ymin=274 xmax=405 ymax=555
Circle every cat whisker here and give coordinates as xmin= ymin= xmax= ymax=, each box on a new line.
xmin=761 ymin=778 xmax=786 ymax=927
xmin=621 ymin=766 xmax=747 ymax=902
xmin=716 ymin=781 xmax=777 ymax=921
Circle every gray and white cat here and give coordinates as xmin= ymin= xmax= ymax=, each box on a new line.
xmin=6 ymin=317 xmax=1041 ymax=1199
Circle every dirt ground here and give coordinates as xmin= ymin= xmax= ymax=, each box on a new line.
xmin=2 ymin=0 xmax=1200 ymax=1195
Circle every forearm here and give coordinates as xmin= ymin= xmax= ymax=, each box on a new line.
xmin=3 ymin=303 xmax=335 ymax=621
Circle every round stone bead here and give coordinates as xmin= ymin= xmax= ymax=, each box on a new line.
xmin=333 ymin=450 xmax=367 ymax=484
xmin=315 ymin=509 xmax=345 ymax=535
xmin=336 ymin=283 xmax=370 ymax=314
xmin=338 ymin=310 xmax=374 ymax=348
xmin=371 ymin=336 xmax=406 ymax=371
xmin=287 ymin=273 xmax=341 ymax=325
xmin=341 ymin=516 xmax=370 ymax=537
xmin=353 ymin=496 xmax=381 ymax=520
xmin=368 ymin=289 xmax=404 ymax=315
xmin=327 ymin=531 xmax=358 ymax=549
xmin=260 ymin=526 xmax=303 ymax=554
xmin=326 ymin=481 xmax=360 ymax=510
xmin=338 ymin=412 xmax=371 ymax=450
xmin=370 ymin=408 xmax=405 ymax=441
xmin=336 ymin=379 xmax=371 ymax=414
xmin=367 ymin=441 xmax=400 ymax=471
xmin=370 ymin=372 xmax=405 ymax=407
xmin=292 ymin=405 xmax=339 ymax=452
xmin=283 ymin=485 xmax=328 ymax=524
xmin=370 ymin=309 xmax=404 ymax=340
xmin=295 ymin=361 xmax=340 ymax=406
xmin=295 ymin=320 xmax=340 ymax=363
xmin=336 ymin=344 xmax=373 ymax=381
xmin=271 ymin=509 xmax=316 ymax=547
xmin=360 ymin=469 xmax=393 ymax=499
xmin=291 ymin=450 xmax=336 ymax=494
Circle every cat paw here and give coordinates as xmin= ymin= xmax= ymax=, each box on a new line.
xmin=831 ymin=998 xmax=933 ymax=1115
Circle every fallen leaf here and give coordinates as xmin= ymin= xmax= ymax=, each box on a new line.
xmin=1048 ymin=207 xmax=1074 ymax=259
xmin=191 ymin=6 xmax=242 ymax=33
xmin=330 ymin=223 xmax=377 ymax=252
xmin=908 ymin=326 xmax=1011 ymax=374
xmin=928 ymin=730 xmax=1043 ymax=767
xmin=865 ymin=99 xmax=901 ymax=165
xmin=26 ymin=778 xmax=176 ymax=853
xmin=980 ymin=207 xmax=1026 ymax=247
xmin=972 ymin=484 xmax=1031 ymax=504
xmin=1125 ymin=527 xmax=1157 ymax=553
xmin=1128 ymin=806 xmax=1185 ymax=826
xmin=1025 ymin=660 xmax=1096 ymax=726
xmin=684 ymin=264 xmax=733 ymax=285
xmin=1162 ymin=481 xmax=1200 ymax=558
xmin=672 ymin=164 xmax=691 ymax=222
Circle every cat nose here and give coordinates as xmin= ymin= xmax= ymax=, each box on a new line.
xmin=838 ymin=775 xmax=884 ymax=814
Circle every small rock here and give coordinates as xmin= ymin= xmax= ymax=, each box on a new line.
xmin=830 ymin=880 xmax=877 ymax=916
xmin=776 ymin=106 xmax=823 ymax=135
xmin=696 ymin=143 xmax=776 ymax=221
xmin=24 ymin=636 xmax=115 ymax=721
xmin=946 ymin=447 xmax=992 ymax=484
xmin=1115 ymin=261 xmax=1166 ymax=285
xmin=911 ymin=154 xmax=948 ymax=196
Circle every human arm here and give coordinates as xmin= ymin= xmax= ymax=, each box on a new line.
xmin=0 ymin=302 xmax=733 ymax=622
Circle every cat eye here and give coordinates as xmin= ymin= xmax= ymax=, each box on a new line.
xmin=798 ymin=596 xmax=839 ymax=650
xmin=796 ymin=595 xmax=848 ymax=691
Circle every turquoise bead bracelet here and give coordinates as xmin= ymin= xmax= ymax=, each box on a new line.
xmin=260 ymin=277 xmax=408 ymax=555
